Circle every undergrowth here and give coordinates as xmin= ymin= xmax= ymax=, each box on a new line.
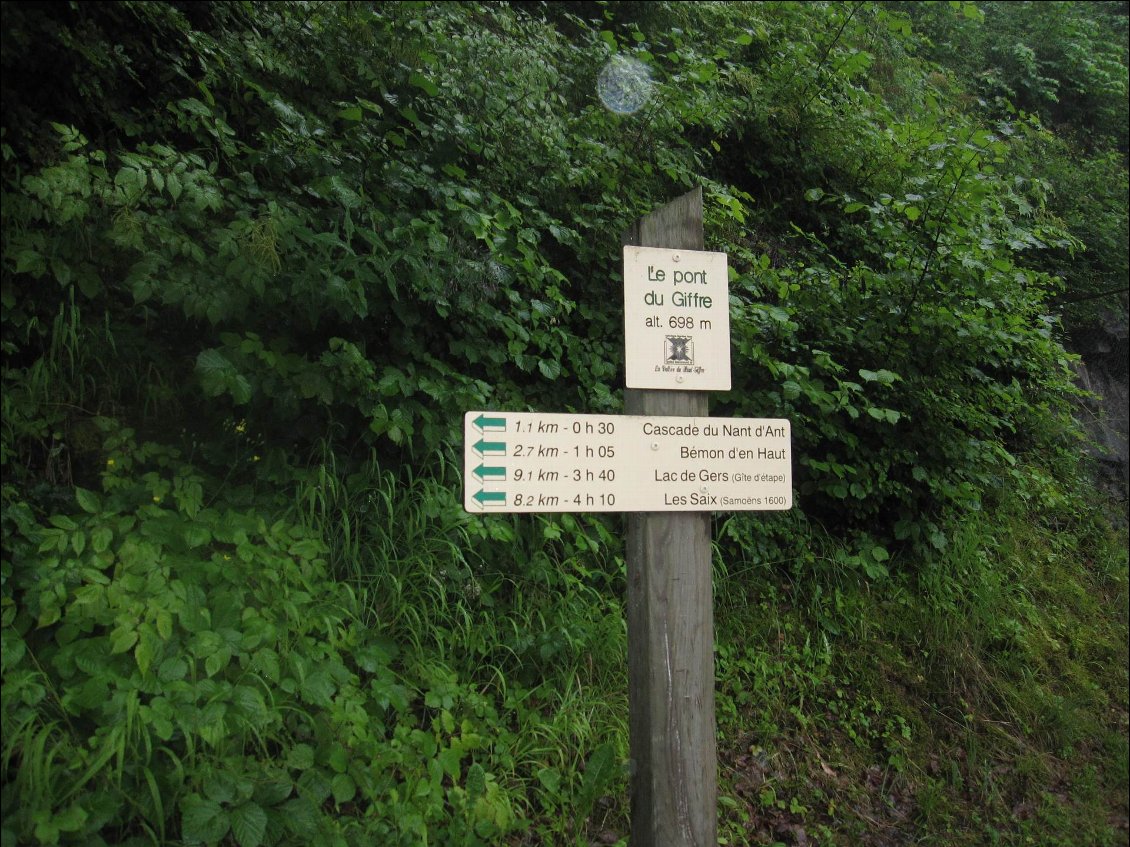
xmin=712 ymin=466 xmax=1129 ymax=847
xmin=4 ymin=429 xmax=1125 ymax=846
xmin=1 ymin=434 xmax=630 ymax=847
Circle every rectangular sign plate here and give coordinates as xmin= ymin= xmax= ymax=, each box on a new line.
xmin=464 ymin=411 xmax=791 ymax=513
xmin=623 ymin=245 xmax=731 ymax=391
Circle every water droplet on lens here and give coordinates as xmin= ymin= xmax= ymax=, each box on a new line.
xmin=597 ymin=55 xmax=654 ymax=114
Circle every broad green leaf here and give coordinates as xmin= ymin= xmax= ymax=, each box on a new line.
xmin=287 ymin=744 xmax=315 ymax=771
xmin=50 ymin=257 xmax=72 ymax=285
xmin=114 ymin=166 xmax=146 ymax=193
xmin=862 ymin=558 xmax=889 ymax=579
xmin=408 ymin=72 xmax=439 ymax=96
xmin=158 ymin=655 xmax=188 ymax=682
xmin=577 ymin=742 xmax=616 ymax=813
xmin=196 ymin=349 xmax=234 ymax=395
xmin=178 ymin=97 xmax=213 ymax=117
xmin=184 ymin=526 xmax=211 ymax=548
xmin=302 ymin=669 xmax=335 ymax=706
xmin=230 ymin=375 xmax=252 ymax=405
xmin=296 ymin=768 xmax=332 ymax=804
xmin=252 ymin=648 xmax=280 ymax=682
xmin=110 ymin=625 xmax=138 ymax=654
xmin=230 ymin=802 xmax=267 ymax=847
xmin=16 ymin=248 xmax=45 ymax=275
xmin=438 ymin=745 xmax=462 ymax=779
xmin=32 ymin=815 xmax=59 ymax=843
xmin=204 ymin=646 xmax=232 ymax=677
xmin=181 ymin=795 xmax=230 ymax=844
xmin=205 ymin=770 xmax=238 ymax=804
xmin=55 ymin=803 xmax=88 ymax=832
xmin=0 ymin=630 xmax=27 ymax=672
xmin=331 ymin=773 xmax=356 ymax=805
xmin=135 ymin=624 xmax=160 ymax=675
xmin=253 ymin=770 xmax=293 ymax=806
xmin=281 ymin=796 xmax=319 ymax=839
xmin=466 ymin=763 xmax=487 ymax=801
xmin=50 ymin=515 xmax=78 ymax=531
xmin=91 ymin=526 xmax=113 ymax=553
xmin=536 ymin=766 xmax=561 ymax=795
xmin=232 ymin=685 xmax=267 ymax=721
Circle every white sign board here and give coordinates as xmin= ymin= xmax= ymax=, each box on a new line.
xmin=464 ymin=411 xmax=791 ymax=513
xmin=623 ymin=246 xmax=731 ymax=391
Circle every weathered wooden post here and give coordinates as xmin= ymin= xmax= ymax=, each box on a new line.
xmin=622 ymin=187 xmax=716 ymax=845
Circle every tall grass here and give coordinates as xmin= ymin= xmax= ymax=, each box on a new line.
xmin=290 ymin=450 xmax=632 ymax=841
xmin=710 ymin=464 xmax=1128 ymax=846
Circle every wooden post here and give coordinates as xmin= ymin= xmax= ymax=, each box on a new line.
xmin=623 ymin=187 xmax=716 ymax=846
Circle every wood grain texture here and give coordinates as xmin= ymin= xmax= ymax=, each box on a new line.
xmin=623 ymin=186 xmax=717 ymax=846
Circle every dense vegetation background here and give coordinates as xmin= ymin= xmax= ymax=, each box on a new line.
xmin=2 ymin=1 xmax=1126 ymax=845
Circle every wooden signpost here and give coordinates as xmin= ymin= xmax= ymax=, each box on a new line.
xmin=462 ymin=188 xmax=790 ymax=844
xmin=622 ymin=187 xmax=715 ymax=846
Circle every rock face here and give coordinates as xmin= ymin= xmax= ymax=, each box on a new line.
xmin=1071 ymin=309 xmax=1129 ymax=506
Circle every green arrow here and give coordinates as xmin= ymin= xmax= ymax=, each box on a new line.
xmin=473 ymin=439 xmax=506 ymax=456
xmin=474 ymin=464 xmax=506 ymax=481
xmin=473 ymin=490 xmax=506 ymax=505
xmin=473 ymin=414 xmax=507 ymax=432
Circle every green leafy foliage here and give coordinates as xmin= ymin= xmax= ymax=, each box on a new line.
xmin=1 ymin=1 xmax=1125 ymax=843
xmin=900 ymin=0 xmax=1129 ymax=337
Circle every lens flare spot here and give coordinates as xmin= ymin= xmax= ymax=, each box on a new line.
xmin=597 ymin=55 xmax=654 ymax=114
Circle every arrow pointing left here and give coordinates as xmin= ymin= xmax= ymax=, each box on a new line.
xmin=473 ymin=439 xmax=506 ymax=457
xmin=473 ymin=414 xmax=507 ymax=432
xmin=473 ymin=490 xmax=506 ymax=506
xmin=473 ymin=464 xmax=506 ymax=481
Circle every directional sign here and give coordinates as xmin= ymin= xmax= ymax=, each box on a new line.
xmin=623 ymin=246 xmax=731 ymax=391
xmin=463 ymin=411 xmax=791 ymax=513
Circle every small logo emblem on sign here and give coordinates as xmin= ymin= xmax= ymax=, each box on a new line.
xmin=665 ymin=335 xmax=693 ymax=364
